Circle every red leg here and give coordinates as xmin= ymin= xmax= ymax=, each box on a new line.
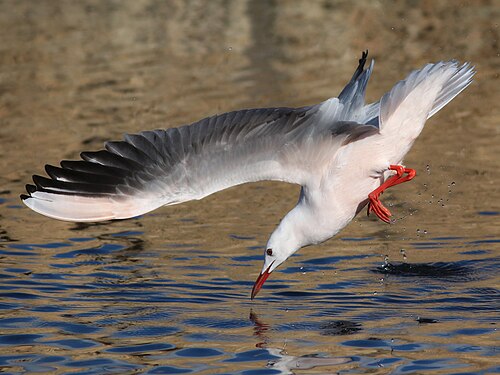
xmin=367 ymin=165 xmax=416 ymax=223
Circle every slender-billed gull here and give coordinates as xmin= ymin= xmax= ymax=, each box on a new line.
xmin=21 ymin=51 xmax=474 ymax=298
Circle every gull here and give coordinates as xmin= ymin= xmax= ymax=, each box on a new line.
xmin=21 ymin=51 xmax=474 ymax=298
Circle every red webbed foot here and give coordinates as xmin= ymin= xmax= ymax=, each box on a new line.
xmin=367 ymin=193 xmax=392 ymax=223
xmin=367 ymin=165 xmax=416 ymax=224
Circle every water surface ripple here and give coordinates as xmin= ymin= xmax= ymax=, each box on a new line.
xmin=0 ymin=232 xmax=498 ymax=374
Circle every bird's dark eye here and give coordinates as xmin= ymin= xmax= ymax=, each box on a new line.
xmin=266 ymin=249 xmax=273 ymax=256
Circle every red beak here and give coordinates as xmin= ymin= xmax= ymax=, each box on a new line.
xmin=251 ymin=261 xmax=274 ymax=299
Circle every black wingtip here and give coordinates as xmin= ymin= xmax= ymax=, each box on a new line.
xmin=357 ymin=50 xmax=369 ymax=73
xmin=338 ymin=50 xmax=371 ymax=101
xmin=45 ymin=164 xmax=58 ymax=179
xmin=20 ymin=194 xmax=30 ymax=201
xmin=32 ymin=174 xmax=48 ymax=189
xmin=26 ymin=184 xmax=37 ymax=194
xmin=350 ymin=50 xmax=370 ymax=83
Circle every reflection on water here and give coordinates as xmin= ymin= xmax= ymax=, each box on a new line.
xmin=0 ymin=0 xmax=499 ymax=374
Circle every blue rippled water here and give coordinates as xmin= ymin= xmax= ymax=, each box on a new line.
xmin=0 ymin=219 xmax=498 ymax=374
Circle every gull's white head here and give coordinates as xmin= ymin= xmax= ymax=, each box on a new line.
xmin=251 ymin=212 xmax=305 ymax=299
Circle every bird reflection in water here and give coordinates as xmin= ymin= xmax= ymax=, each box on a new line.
xmin=249 ymin=311 xmax=352 ymax=374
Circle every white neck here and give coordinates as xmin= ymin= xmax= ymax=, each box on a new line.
xmin=268 ymin=188 xmax=357 ymax=258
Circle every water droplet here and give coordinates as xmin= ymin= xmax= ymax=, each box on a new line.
xmin=400 ymin=249 xmax=407 ymax=261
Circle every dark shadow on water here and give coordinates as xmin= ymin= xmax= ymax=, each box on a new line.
xmin=250 ymin=310 xmax=362 ymax=342
xmin=372 ymin=261 xmax=476 ymax=282
xmin=319 ymin=320 xmax=362 ymax=336
xmin=416 ymin=317 xmax=439 ymax=324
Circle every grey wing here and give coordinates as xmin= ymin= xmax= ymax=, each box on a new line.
xmin=21 ymin=51 xmax=381 ymax=222
xmin=21 ymin=106 xmax=339 ymax=221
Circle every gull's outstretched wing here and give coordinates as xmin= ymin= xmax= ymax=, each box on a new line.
xmin=21 ymin=52 xmax=378 ymax=222
xmin=21 ymin=106 xmax=376 ymax=222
